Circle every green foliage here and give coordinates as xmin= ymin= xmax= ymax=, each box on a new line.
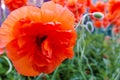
xmin=1 ymin=31 xmax=120 ymax=80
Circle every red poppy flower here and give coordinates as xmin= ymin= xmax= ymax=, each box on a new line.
xmin=52 ymin=0 xmax=66 ymax=6
xmin=88 ymin=1 xmax=109 ymax=29
xmin=89 ymin=1 xmax=105 ymax=13
xmin=86 ymin=0 xmax=92 ymax=7
xmin=108 ymin=0 xmax=120 ymax=22
xmin=108 ymin=0 xmax=120 ymax=34
xmin=93 ymin=20 xmax=102 ymax=28
xmin=0 ymin=1 xmax=77 ymax=76
xmin=112 ymin=26 xmax=120 ymax=34
xmin=4 ymin=0 xmax=27 ymax=11
xmin=108 ymin=0 xmax=120 ymax=14
xmin=66 ymin=0 xmax=87 ymax=22
xmin=52 ymin=0 xmax=87 ymax=22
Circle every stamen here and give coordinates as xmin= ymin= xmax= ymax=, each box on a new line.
xmin=36 ymin=36 xmax=47 ymax=46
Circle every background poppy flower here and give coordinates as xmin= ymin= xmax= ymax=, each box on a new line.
xmin=88 ymin=1 xmax=109 ymax=29
xmin=0 ymin=1 xmax=77 ymax=76
xmin=52 ymin=0 xmax=87 ymax=22
xmin=108 ymin=0 xmax=120 ymax=34
xmin=4 ymin=0 xmax=27 ymax=11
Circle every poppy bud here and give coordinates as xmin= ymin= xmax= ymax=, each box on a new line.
xmin=92 ymin=12 xmax=104 ymax=20
xmin=86 ymin=21 xmax=94 ymax=33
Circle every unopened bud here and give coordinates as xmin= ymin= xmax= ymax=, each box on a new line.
xmin=86 ymin=21 xmax=94 ymax=33
xmin=92 ymin=12 xmax=104 ymax=20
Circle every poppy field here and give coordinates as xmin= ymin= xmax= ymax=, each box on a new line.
xmin=0 ymin=0 xmax=120 ymax=80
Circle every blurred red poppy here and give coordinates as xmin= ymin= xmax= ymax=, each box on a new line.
xmin=89 ymin=1 xmax=109 ymax=29
xmin=4 ymin=0 xmax=27 ymax=11
xmin=89 ymin=1 xmax=105 ymax=13
xmin=108 ymin=0 xmax=120 ymax=34
xmin=0 ymin=1 xmax=77 ymax=76
xmin=52 ymin=0 xmax=87 ymax=22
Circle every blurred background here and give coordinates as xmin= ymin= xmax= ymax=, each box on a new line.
xmin=1 ymin=0 xmax=120 ymax=80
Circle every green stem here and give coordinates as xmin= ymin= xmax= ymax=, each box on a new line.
xmin=2 ymin=56 xmax=12 ymax=75
xmin=114 ymin=70 xmax=120 ymax=80
xmin=51 ymin=67 xmax=59 ymax=80
xmin=76 ymin=14 xmax=95 ymax=79
xmin=27 ymin=77 xmax=31 ymax=80
xmin=35 ymin=73 xmax=44 ymax=80
xmin=77 ymin=25 xmax=87 ymax=80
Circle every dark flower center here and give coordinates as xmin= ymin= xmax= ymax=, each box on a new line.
xmin=36 ymin=36 xmax=47 ymax=46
